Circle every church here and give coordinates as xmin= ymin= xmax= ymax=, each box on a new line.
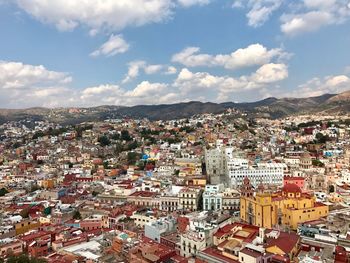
xmin=240 ymin=177 xmax=329 ymax=230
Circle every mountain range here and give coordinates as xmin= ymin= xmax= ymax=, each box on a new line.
xmin=1 ymin=90 xmax=350 ymax=125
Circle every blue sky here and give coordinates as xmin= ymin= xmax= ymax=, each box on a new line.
xmin=0 ymin=0 xmax=350 ymax=108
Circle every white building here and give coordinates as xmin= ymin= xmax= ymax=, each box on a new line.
xmin=180 ymin=212 xmax=216 ymax=258
xmin=205 ymin=147 xmax=235 ymax=183
xmin=229 ymin=162 xmax=287 ymax=187
xmin=130 ymin=210 xmax=157 ymax=227
xmin=206 ymin=146 xmax=287 ymax=188
xmin=144 ymin=216 xmax=176 ymax=242
xmin=202 ymin=184 xmax=224 ymax=211
xmin=222 ymin=188 xmax=240 ymax=211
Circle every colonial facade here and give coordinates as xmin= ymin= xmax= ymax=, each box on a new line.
xmin=240 ymin=177 xmax=329 ymax=229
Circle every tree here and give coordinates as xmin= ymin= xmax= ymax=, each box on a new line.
xmin=121 ymin=130 xmax=132 ymax=141
xmin=7 ymin=254 xmax=46 ymax=263
xmin=0 ymin=188 xmax=8 ymax=197
xmin=12 ymin=142 xmax=21 ymax=149
xmin=32 ymin=131 xmax=45 ymax=140
xmin=30 ymin=184 xmax=41 ymax=193
xmin=196 ymin=122 xmax=203 ymax=128
xmin=73 ymin=210 xmax=82 ymax=220
xmin=312 ymin=159 xmax=324 ymax=167
xmin=114 ymin=142 xmax=124 ymax=155
xmin=111 ymin=133 xmax=120 ymax=140
xmin=315 ymin=133 xmax=330 ymax=144
xmin=98 ymin=135 xmax=111 ymax=146
xmin=127 ymin=140 xmax=139 ymax=151
xmin=137 ymin=161 xmax=146 ymax=170
xmin=20 ymin=207 xmax=29 ymax=218
xmin=127 ymin=152 xmax=140 ymax=165
xmin=43 ymin=207 xmax=51 ymax=216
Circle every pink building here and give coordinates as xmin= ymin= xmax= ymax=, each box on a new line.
xmin=283 ymin=176 xmax=305 ymax=189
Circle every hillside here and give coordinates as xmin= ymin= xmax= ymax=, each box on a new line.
xmin=0 ymin=91 xmax=349 ymax=124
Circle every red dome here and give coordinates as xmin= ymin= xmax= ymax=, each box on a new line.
xmin=282 ymin=183 xmax=302 ymax=193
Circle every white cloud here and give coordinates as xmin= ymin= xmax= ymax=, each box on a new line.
xmin=174 ymin=63 xmax=288 ymax=101
xmin=233 ymin=0 xmax=283 ymax=27
xmin=303 ymin=0 xmax=337 ymax=9
xmin=81 ymin=84 xmax=121 ymax=99
xmin=90 ymin=35 xmax=129 ymax=57
xmin=122 ymin=61 xmax=146 ymax=83
xmin=281 ymin=0 xmax=350 ymax=36
xmin=0 ymin=60 xmax=289 ymax=108
xmin=171 ymin=44 xmax=290 ymax=69
xmin=288 ymin=74 xmax=350 ymax=97
xmin=122 ymin=61 xmax=174 ymax=83
xmin=281 ymin=11 xmax=333 ymax=36
xmin=15 ymin=0 xmax=211 ymax=34
xmin=79 ymin=81 xmax=175 ymax=106
xmin=0 ymin=61 xmax=72 ymax=89
xmin=165 ymin=66 xmax=177 ymax=75
xmin=250 ymin=63 xmax=288 ymax=84
xmin=233 ymin=0 xmax=350 ymax=36
xmin=144 ymin=64 xmax=163 ymax=75
xmin=126 ymin=81 xmax=167 ymax=97
xmin=0 ymin=61 xmax=75 ymax=108
xmin=172 ymin=47 xmax=214 ymax=67
xmin=177 ymin=0 xmax=210 ymax=7
xmin=16 ymin=0 xmax=174 ymax=33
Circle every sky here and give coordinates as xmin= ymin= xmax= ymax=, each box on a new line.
xmin=0 ymin=0 xmax=350 ymax=108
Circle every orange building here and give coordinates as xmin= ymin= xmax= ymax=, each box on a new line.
xmin=240 ymin=177 xmax=329 ymax=230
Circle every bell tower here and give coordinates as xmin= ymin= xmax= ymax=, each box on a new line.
xmin=241 ymin=176 xmax=253 ymax=198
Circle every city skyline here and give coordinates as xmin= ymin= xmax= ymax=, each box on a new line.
xmin=0 ymin=0 xmax=350 ymax=108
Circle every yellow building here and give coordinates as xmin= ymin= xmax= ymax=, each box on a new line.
xmin=240 ymin=177 xmax=328 ymax=230
xmin=41 ymin=179 xmax=55 ymax=189
xmin=15 ymin=220 xmax=40 ymax=235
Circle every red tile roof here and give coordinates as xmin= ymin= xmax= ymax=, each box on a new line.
xmin=282 ymin=183 xmax=302 ymax=193
xmin=264 ymin=231 xmax=299 ymax=255
xmin=129 ymin=191 xmax=157 ymax=197
xmin=201 ymin=247 xmax=239 ymax=263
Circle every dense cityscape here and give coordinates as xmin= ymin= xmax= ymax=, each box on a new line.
xmin=1 ymin=0 xmax=350 ymax=262
xmin=0 ymin=109 xmax=350 ymax=262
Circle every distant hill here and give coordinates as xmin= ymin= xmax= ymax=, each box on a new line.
xmin=327 ymin=90 xmax=350 ymax=103
xmin=1 ymin=91 xmax=350 ymax=124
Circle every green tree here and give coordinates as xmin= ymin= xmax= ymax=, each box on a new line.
xmin=43 ymin=207 xmax=51 ymax=216
xmin=127 ymin=152 xmax=140 ymax=165
xmin=111 ymin=133 xmax=120 ymax=140
xmin=98 ymin=135 xmax=111 ymax=146
xmin=73 ymin=210 xmax=82 ymax=220
xmin=12 ymin=142 xmax=21 ymax=149
xmin=32 ymin=131 xmax=45 ymax=140
xmin=0 ymin=188 xmax=8 ymax=197
xmin=312 ymin=159 xmax=325 ymax=167
xmin=114 ymin=142 xmax=124 ymax=155
xmin=196 ymin=122 xmax=203 ymax=128
xmin=127 ymin=140 xmax=139 ymax=151
xmin=137 ymin=160 xmax=146 ymax=170
xmin=121 ymin=130 xmax=132 ymax=141
xmin=7 ymin=254 xmax=46 ymax=263
xmin=315 ymin=133 xmax=330 ymax=144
